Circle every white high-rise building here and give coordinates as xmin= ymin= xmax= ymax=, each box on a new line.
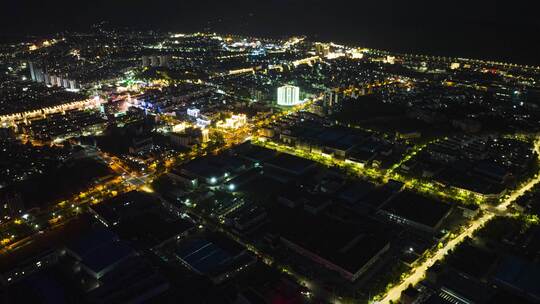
xmin=150 ymin=56 xmax=160 ymax=67
xmin=28 ymin=62 xmax=36 ymax=81
xmin=55 ymin=76 xmax=63 ymax=87
xmin=277 ymin=85 xmax=301 ymax=106
xmin=44 ymin=73 xmax=51 ymax=85
xmin=159 ymin=55 xmax=171 ymax=67
xmin=69 ymin=80 xmax=78 ymax=90
xmin=49 ymin=75 xmax=57 ymax=86
xmin=142 ymin=56 xmax=150 ymax=67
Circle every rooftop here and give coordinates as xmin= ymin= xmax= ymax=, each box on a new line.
xmin=381 ymin=191 xmax=452 ymax=229
xmin=271 ymin=207 xmax=390 ymax=275
xmin=115 ymin=213 xmax=195 ymax=250
xmin=91 ymin=191 xmax=159 ymax=225
xmin=175 ymin=238 xmax=236 ymax=275
xmin=65 ymin=227 xmax=118 ymax=260
xmin=81 ymin=240 xmax=134 ymax=277
xmin=494 ymin=256 xmax=540 ymax=300
xmin=264 ymin=153 xmax=316 ymax=175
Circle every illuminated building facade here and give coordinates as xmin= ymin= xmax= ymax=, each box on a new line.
xmin=196 ymin=117 xmax=211 ymax=128
xmin=315 ymin=43 xmax=330 ymax=57
xmin=216 ymin=114 xmax=247 ymax=129
xmin=187 ymin=108 xmax=200 ymax=118
xmin=277 ymin=85 xmax=301 ymax=106
xmin=142 ymin=55 xmax=172 ymax=68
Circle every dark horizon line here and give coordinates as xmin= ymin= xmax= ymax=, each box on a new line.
xmin=2 ymin=22 xmax=539 ymax=67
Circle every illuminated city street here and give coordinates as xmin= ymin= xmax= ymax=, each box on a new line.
xmin=377 ymin=139 xmax=540 ymax=304
xmin=1 ymin=6 xmax=540 ymax=303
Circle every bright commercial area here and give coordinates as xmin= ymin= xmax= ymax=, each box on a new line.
xmin=1 ymin=18 xmax=540 ymax=304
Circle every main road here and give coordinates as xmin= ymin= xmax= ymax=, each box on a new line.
xmin=376 ymin=138 xmax=540 ymax=304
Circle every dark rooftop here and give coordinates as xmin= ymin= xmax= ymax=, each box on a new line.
xmin=237 ymin=143 xmax=277 ymax=163
xmin=494 ymin=256 xmax=540 ymax=300
xmin=115 ymin=213 xmax=195 ymax=250
xmin=271 ymin=207 xmax=390 ymax=275
xmin=382 ymin=191 xmax=452 ymax=228
xmin=81 ymin=240 xmax=134 ymax=276
xmin=175 ymin=238 xmax=234 ymax=275
xmin=65 ymin=227 xmax=118 ymax=259
xmin=264 ymin=153 xmax=316 ymax=175
xmin=91 ymin=191 xmax=159 ymax=225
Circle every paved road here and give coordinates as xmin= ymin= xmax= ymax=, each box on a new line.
xmin=377 ymin=139 xmax=540 ymax=304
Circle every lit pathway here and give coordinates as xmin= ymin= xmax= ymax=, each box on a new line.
xmin=376 ymin=138 xmax=540 ymax=304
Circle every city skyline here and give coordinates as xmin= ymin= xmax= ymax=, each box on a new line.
xmin=1 ymin=5 xmax=540 ymax=304
xmin=2 ymin=0 xmax=540 ymax=65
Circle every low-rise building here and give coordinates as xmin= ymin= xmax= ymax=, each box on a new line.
xmin=378 ymin=191 xmax=452 ymax=234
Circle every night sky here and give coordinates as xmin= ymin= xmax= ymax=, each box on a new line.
xmin=2 ymin=0 xmax=539 ymax=65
